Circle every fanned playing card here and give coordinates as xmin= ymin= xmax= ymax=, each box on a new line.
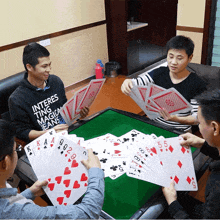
xmin=59 ymin=79 xmax=105 ymax=125
xmin=25 ymin=134 xmax=89 ymax=206
xmin=76 ymin=79 xmax=106 ymax=114
xmin=129 ymin=82 xmax=192 ymax=119
xmin=155 ymin=137 xmax=198 ymax=191
xmin=150 ymin=88 xmax=192 ymax=114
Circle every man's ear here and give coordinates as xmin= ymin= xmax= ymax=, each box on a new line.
xmin=211 ymin=121 xmax=220 ymax=136
xmin=26 ymin=63 xmax=33 ymax=72
xmin=0 ymin=158 xmax=6 ymax=172
xmin=1 ymin=155 xmax=12 ymax=172
xmin=188 ymin=54 xmax=193 ymax=62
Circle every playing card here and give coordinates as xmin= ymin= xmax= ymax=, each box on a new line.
xmin=130 ymin=88 xmax=160 ymax=119
xmin=146 ymin=82 xmax=166 ymax=99
xmin=104 ymin=158 xmax=128 ymax=177
xmin=64 ymin=97 xmax=76 ymax=122
xmin=156 ymin=137 xmax=198 ymax=191
xmin=59 ymin=107 xmax=71 ymax=125
xmin=150 ymin=88 xmax=192 ymax=114
xmin=73 ymin=86 xmax=88 ymax=116
xmin=76 ymin=79 xmax=105 ymax=114
xmin=126 ymin=158 xmax=169 ymax=186
xmin=43 ymin=136 xmax=89 ymax=205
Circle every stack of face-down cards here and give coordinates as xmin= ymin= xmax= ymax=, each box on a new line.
xmin=59 ymin=78 xmax=105 ymax=125
xmin=25 ymin=129 xmax=198 ymax=207
xmin=129 ymin=82 xmax=192 ymax=119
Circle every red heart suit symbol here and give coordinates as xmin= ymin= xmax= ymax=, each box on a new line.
xmin=63 ymin=179 xmax=70 ymax=187
xmin=57 ymin=197 xmax=64 ymax=205
xmin=80 ymin=173 xmax=88 ymax=181
xmin=64 ymin=190 xmax=71 ymax=198
xmin=73 ymin=181 xmax=80 ymax=189
xmin=71 ymin=160 xmax=79 ymax=168
xmin=48 ymin=183 xmax=55 ymax=191
xmin=151 ymin=147 xmax=157 ymax=155
xmin=114 ymin=142 xmax=120 ymax=146
xmin=55 ymin=176 xmax=62 ymax=184
xmin=64 ymin=167 xmax=71 ymax=175
xmin=114 ymin=150 xmax=121 ymax=154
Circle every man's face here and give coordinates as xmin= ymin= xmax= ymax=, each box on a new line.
xmin=167 ymin=49 xmax=192 ymax=75
xmin=198 ymin=106 xmax=214 ymax=146
xmin=29 ymin=56 xmax=51 ymax=82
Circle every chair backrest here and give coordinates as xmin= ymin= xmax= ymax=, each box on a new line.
xmin=0 ymin=71 xmax=25 ymax=119
xmin=187 ymin=63 xmax=220 ymax=88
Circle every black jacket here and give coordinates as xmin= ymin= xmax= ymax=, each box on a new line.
xmin=9 ymin=73 xmax=67 ymax=143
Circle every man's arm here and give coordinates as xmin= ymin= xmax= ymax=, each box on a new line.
xmin=9 ymin=97 xmax=33 ymax=143
xmin=121 ymin=72 xmax=154 ymax=96
xmin=28 ymin=124 xmax=69 ymax=141
xmin=5 ymin=149 xmax=104 ymax=219
xmin=158 ymin=111 xmax=198 ymax=125
xmin=162 ymin=181 xmax=190 ymax=219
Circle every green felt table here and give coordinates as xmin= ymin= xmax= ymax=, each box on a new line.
xmin=69 ymin=108 xmax=196 ymax=219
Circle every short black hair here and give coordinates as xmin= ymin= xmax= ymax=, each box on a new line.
xmin=23 ymin=42 xmax=50 ymax=71
xmin=196 ymin=88 xmax=220 ymax=123
xmin=166 ymin=35 xmax=194 ymax=57
xmin=0 ymin=120 xmax=15 ymax=160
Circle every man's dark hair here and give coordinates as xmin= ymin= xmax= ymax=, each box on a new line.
xmin=166 ymin=35 xmax=194 ymax=57
xmin=23 ymin=42 xmax=50 ymax=71
xmin=0 ymin=120 xmax=15 ymax=159
xmin=196 ymin=88 xmax=220 ymax=123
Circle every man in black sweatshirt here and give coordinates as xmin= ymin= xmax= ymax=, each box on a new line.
xmin=162 ymin=88 xmax=220 ymax=219
xmin=9 ymin=43 xmax=89 ymax=143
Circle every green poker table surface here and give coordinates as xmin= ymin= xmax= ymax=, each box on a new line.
xmin=69 ymin=108 xmax=208 ymax=219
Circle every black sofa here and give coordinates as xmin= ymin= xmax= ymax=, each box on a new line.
xmin=0 ymin=71 xmax=25 ymax=120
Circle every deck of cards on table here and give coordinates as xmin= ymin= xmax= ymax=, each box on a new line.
xmin=25 ymin=128 xmax=197 ymax=206
xmin=130 ymin=82 xmax=192 ymax=119
xmin=59 ymin=78 xmax=105 ymax=125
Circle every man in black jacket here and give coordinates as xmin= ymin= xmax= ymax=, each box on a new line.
xmin=9 ymin=43 xmax=89 ymax=143
xmin=162 ymin=88 xmax=220 ymax=219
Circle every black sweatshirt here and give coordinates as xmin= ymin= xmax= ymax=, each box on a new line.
xmin=9 ymin=73 xmax=67 ymax=143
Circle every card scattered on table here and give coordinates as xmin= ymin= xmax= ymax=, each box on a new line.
xmin=60 ymin=78 xmax=105 ymax=125
xmin=130 ymin=82 xmax=192 ymax=119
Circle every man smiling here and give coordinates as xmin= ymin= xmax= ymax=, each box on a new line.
xmin=9 ymin=43 xmax=89 ymax=143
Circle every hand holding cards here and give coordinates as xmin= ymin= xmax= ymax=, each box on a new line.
xmin=60 ymin=78 xmax=105 ymax=125
xmin=25 ymin=130 xmax=90 ymax=206
xmin=130 ymin=82 xmax=192 ymax=119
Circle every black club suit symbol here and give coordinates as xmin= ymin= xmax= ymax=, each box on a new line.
xmin=100 ymin=158 xmax=108 ymax=163
xmin=110 ymin=165 xmax=118 ymax=171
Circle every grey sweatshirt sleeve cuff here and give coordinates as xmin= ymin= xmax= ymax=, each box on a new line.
xmin=20 ymin=188 xmax=36 ymax=201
